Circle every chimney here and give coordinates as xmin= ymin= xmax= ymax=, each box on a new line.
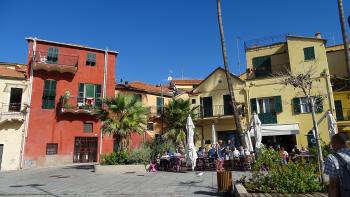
xmin=315 ymin=32 xmax=322 ymax=39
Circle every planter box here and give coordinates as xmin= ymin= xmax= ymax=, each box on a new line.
xmin=94 ymin=164 xmax=146 ymax=173
xmin=233 ymin=183 xmax=327 ymax=197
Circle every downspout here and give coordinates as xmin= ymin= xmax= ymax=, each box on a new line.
xmin=20 ymin=38 xmax=36 ymax=169
xmin=324 ymin=73 xmax=335 ymax=114
xmin=99 ymin=49 xmax=108 ymax=160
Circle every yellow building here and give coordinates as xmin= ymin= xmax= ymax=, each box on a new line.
xmin=0 ymin=62 xmax=28 ymax=171
xmin=326 ymin=44 xmax=350 ymax=137
xmin=189 ymin=34 xmax=335 ymax=151
xmin=115 ymin=81 xmax=173 ymax=138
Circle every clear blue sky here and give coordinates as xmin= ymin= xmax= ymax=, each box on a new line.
xmin=0 ymin=0 xmax=348 ymax=84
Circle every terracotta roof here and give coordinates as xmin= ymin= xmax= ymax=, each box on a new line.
xmin=171 ymin=79 xmax=202 ymax=85
xmin=116 ymin=81 xmax=173 ymax=96
xmin=0 ymin=66 xmax=27 ymax=79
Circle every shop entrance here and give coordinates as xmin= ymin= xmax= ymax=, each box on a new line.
xmin=73 ymin=137 xmax=98 ymax=163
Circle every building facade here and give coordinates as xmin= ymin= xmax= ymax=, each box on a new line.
xmin=189 ymin=34 xmax=335 ymax=151
xmin=23 ymin=38 xmax=117 ymax=168
xmin=326 ymin=44 xmax=350 ymax=137
xmin=116 ymin=81 xmax=173 ymax=148
xmin=0 ymin=62 xmax=27 ymax=171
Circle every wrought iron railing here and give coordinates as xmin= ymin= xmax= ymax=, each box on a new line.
xmin=60 ymin=96 xmax=102 ymax=113
xmin=34 ymin=51 xmax=79 ymax=67
xmin=0 ymin=103 xmax=26 ymax=120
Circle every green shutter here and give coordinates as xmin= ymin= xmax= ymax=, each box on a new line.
xmin=292 ymin=98 xmax=301 ymax=114
xmin=95 ymin=84 xmax=102 ymax=107
xmin=223 ymin=95 xmax=233 ymax=115
xmin=42 ymin=80 xmax=56 ymax=109
xmin=250 ymin=98 xmax=257 ymax=114
xmin=315 ymin=97 xmax=323 ymax=113
xmin=156 ymin=97 xmax=164 ymax=115
xmin=48 ymin=48 xmax=58 ymax=64
xmin=304 ymin=47 xmax=315 ymax=60
xmin=85 ymin=84 xmax=95 ymax=98
xmin=274 ymin=96 xmax=282 ymax=113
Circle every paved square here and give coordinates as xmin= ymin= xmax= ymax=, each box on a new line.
xmin=0 ymin=165 xmax=248 ymax=197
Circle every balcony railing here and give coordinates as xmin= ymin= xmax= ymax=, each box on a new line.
xmin=336 ymin=108 xmax=350 ymax=121
xmin=33 ymin=51 xmax=79 ymax=74
xmin=147 ymin=106 xmax=163 ymax=117
xmin=195 ymin=105 xmax=234 ymax=118
xmin=0 ymin=103 xmax=26 ymax=124
xmin=60 ymin=96 xmax=102 ymax=114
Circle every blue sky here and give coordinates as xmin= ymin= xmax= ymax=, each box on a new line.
xmin=0 ymin=0 xmax=348 ymax=84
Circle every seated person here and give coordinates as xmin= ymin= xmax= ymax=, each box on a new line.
xmin=233 ymin=147 xmax=240 ymax=158
xmin=208 ymin=146 xmax=216 ymax=158
xmin=238 ymin=146 xmax=245 ymax=157
xmin=197 ymin=147 xmax=205 ymax=157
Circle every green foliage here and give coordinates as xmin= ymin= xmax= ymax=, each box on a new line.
xmin=149 ymin=138 xmax=175 ymax=159
xmin=127 ymin=145 xmax=152 ymax=165
xmin=101 ymin=150 xmax=128 ymax=165
xmin=244 ymin=147 xmax=325 ymax=194
xmin=309 ymin=140 xmax=332 ymax=159
xmin=252 ymin=147 xmax=281 ymax=171
xmin=163 ymin=98 xmax=198 ymax=145
xmin=95 ymin=94 xmax=148 ymax=149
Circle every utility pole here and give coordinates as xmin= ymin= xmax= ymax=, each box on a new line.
xmin=337 ymin=0 xmax=350 ymax=81
xmin=216 ymin=0 xmax=245 ymax=146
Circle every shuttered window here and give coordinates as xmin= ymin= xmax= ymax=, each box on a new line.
xmin=47 ymin=48 xmax=58 ymax=64
xmin=250 ymin=96 xmax=281 ymax=124
xmin=252 ymin=56 xmax=272 ymax=78
xmin=200 ymin=96 xmax=213 ymax=117
xmin=156 ymin=97 xmax=164 ymax=115
xmin=147 ymin=122 xmax=154 ymax=131
xmin=42 ymin=80 xmax=57 ymax=109
xmin=292 ymin=96 xmax=323 ymax=114
xmin=77 ymin=83 xmax=102 ymax=107
xmin=46 ymin=143 xmax=58 ymax=155
xmin=303 ymin=47 xmax=315 ymax=60
xmin=223 ymin=95 xmax=233 ymax=115
xmin=86 ymin=53 xmax=96 ymax=66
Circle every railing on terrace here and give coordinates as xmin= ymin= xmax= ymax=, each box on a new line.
xmin=194 ymin=105 xmax=234 ymax=118
xmin=147 ymin=106 xmax=163 ymax=117
xmin=34 ymin=51 xmax=79 ymax=68
xmin=60 ymin=96 xmax=102 ymax=114
xmin=0 ymin=103 xmax=26 ymax=121
xmin=336 ymin=108 xmax=350 ymax=121
xmin=244 ymin=33 xmax=289 ymax=50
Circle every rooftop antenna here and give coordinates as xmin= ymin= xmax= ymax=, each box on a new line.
xmin=168 ymin=69 xmax=173 ymax=81
xmin=236 ymin=36 xmax=241 ymax=74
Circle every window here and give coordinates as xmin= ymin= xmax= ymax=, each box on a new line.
xmin=46 ymin=143 xmax=58 ymax=155
xmin=78 ymin=83 xmax=102 ymax=107
xmin=83 ymin=122 xmax=93 ymax=133
xmin=147 ymin=122 xmax=154 ymax=131
xmin=86 ymin=53 xmax=96 ymax=66
xmin=47 ymin=48 xmax=58 ymax=64
xmin=42 ymin=80 xmax=57 ymax=109
xmin=303 ymin=47 xmax=315 ymax=60
xmin=191 ymin=99 xmax=196 ymax=104
xmin=9 ymin=88 xmax=23 ymax=112
xmin=200 ymin=96 xmax=213 ymax=117
xmin=252 ymin=56 xmax=271 ymax=78
xmin=335 ymin=100 xmax=344 ymax=120
xmin=251 ymin=96 xmax=282 ymax=114
xmin=292 ymin=96 xmax=323 ymax=114
xmin=134 ymin=94 xmax=142 ymax=102
xmin=223 ymin=95 xmax=233 ymax=115
xmin=156 ymin=97 xmax=164 ymax=115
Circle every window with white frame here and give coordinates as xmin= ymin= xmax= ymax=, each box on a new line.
xmin=299 ymin=97 xmax=311 ymax=113
xmin=257 ymin=97 xmax=275 ymax=113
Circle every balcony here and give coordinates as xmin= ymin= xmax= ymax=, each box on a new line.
xmin=198 ymin=105 xmax=234 ymax=119
xmin=147 ymin=106 xmax=163 ymax=118
xmin=60 ymin=96 xmax=102 ymax=114
xmin=33 ymin=51 xmax=79 ymax=74
xmin=0 ymin=103 xmax=26 ymax=125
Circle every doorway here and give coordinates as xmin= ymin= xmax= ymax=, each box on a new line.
xmin=73 ymin=137 xmax=97 ymax=163
xmin=0 ymin=144 xmax=3 ymax=170
xmin=9 ymin=88 xmax=23 ymax=112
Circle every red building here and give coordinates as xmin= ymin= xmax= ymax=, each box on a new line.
xmin=23 ymin=38 xmax=118 ymax=168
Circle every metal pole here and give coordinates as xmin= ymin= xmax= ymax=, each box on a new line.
xmin=337 ymin=0 xmax=350 ymax=80
xmin=309 ymin=96 xmax=324 ymax=183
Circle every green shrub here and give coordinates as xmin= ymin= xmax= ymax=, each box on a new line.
xmin=101 ymin=150 xmax=128 ymax=165
xmin=244 ymin=147 xmax=325 ymax=194
xmin=149 ymin=138 xmax=175 ymax=159
xmin=309 ymin=140 xmax=332 ymax=159
xmin=127 ymin=145 xmax=152 ymax=165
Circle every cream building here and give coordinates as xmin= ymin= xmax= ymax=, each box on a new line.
xmin=0 ymin=62 xmax=27 ymax=171
xmin=189 ymin=34 xmax=335 ymax=151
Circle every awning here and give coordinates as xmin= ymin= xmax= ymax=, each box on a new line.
xmin=249 ymin=123 xmax=299 ymax=136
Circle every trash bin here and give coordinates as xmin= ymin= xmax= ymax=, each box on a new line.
xmin=217 ymin=171 xmax=233 ymax=193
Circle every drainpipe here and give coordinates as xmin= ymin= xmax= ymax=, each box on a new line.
xmin=324 ymin=73 xmax=335 ymax=114
xmin=20 ymin=38 xmax=36 ymax=169
xmin=99 ymin=49 xmax=108 ymax=160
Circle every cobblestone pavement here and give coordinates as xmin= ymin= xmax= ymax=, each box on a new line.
xmin=0 ymin=165 xmax=249 ymax=197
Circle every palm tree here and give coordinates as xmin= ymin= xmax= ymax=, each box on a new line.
xmin=216 ymin=0 xmax=245 ymax=145
xmin=337 ymin=0 xmax=350 ymax=81
xmin=163 ymin=98 xmax=198 ymax=149
xmin=95 ymin=94 xmax=148 ymax=150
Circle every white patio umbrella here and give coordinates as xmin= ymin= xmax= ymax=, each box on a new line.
xmin=186 ymin=115 xmax=197 ymax=171
xmin=211 ymin=123 xmax=217 ymax=145
xmin=245 ymin=130 xmax=254 ymax=152
xmin=327 ymin=111 xmax=337 ymax=139
xmin=250 ymin=113 xmax=262 ymax=150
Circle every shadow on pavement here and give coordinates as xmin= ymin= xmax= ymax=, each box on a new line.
xmin=62 ymin=164 xmax=95 ymax=172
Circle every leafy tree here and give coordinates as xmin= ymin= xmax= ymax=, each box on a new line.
xmin=95 ymin=94 xmax=148 ymax=150
xmin=163 ymin=98 xmax=198 ymax=148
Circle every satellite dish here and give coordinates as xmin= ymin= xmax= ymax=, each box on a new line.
xmin=168 ymin=76 xmax=173 ymax=81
